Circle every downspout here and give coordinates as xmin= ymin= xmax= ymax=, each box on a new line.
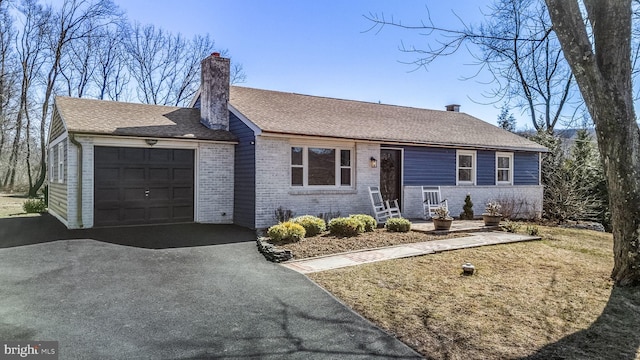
xmin=69 ymin=133 xmax=83 ymax=228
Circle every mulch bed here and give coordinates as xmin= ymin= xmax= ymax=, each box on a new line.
xmin=270 ymin=229 xmax=465 ymax=259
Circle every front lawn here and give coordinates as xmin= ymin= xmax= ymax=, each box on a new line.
xmin=0 ymin=192 xmax=37 ymax=218
xmin=309 ymin=226 xmax=640 ymax=359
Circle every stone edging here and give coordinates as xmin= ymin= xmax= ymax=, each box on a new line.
xmin=560 ymin=221 xmax=606 ymax=232
xmin=256 ymin=237 xmax=293 ymax=263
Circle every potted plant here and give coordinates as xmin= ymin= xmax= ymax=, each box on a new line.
xmin=432 ymin=205 xmax=453 ymax=231
xmin=483 ymin=201 xmax=503 ymax=226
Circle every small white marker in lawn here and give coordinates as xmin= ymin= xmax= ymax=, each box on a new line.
xmin=462 ymin=262 xmax=475 ymax=276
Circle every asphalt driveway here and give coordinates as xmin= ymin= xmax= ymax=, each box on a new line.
xmin=0 ymin=215 xmax=421 ymax=359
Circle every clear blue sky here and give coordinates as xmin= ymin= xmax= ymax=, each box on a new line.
xmin=113 ymin=0 xmax=525 ymax=128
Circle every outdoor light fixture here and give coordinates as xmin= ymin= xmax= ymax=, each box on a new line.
xmin=462 ymin=262 xmax=475 ymax=276
xmin=370 ymin=157 xmax=378 ymax=168
xmin=145 ymin=139 xmax=158 ymax=146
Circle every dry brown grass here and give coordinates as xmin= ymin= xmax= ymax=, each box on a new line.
xmin=272 ymin=229 xmax=463 ymax=259
xmin=309 ymin=226 xmax=640 ymax=359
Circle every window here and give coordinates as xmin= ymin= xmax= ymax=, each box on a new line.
xmin=496 ymin=152 xmax=513 ymax=185
xmin=57 ymin=142 xmax=65 ymax=183
xmin=50 ymin=145 xmax=56 ymax=183
xmin=290 ymin=146 xmax=352 ymax=187
xmin=457 ymin=150 xmax=476 ymax=185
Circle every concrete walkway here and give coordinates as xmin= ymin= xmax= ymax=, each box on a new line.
xmin=282 ymin=231 xmax=540 ymax=274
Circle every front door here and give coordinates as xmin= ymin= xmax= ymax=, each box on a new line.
xmin=380 ymin=149 xmax=402 ymax=208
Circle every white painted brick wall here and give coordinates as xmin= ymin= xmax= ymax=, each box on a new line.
xmin=65 ymin=137 xmax=234 ymax=228
xmin=403 ymin=185 xmax=543 ymax=220
xmin=197 ymin=143 xmax=234 ymax=224
xmin=254 ymin=137 xmax=379 ymax=229
xmin=79 ymin=138 xmax=95 ymax=228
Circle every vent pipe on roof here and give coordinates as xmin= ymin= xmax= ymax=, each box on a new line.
xmin=445 ymin=104 xmax=460 ymax=112
xmin=200 ymin=53 xmax=230 ymax=130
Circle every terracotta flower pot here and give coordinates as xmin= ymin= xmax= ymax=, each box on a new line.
xmin=433 ymin=218 xmax=453 ymax=231
xmin=482 ymin=214 xmax=502 ymax=226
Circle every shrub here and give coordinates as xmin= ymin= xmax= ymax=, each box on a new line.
xmin=274 ymin=207 xmax=295 ymax=223
xmin=385 ymin=217 xmax=412 ymax=232
xmin=349 ymin=214 xmax=377 ymax=232
xmin=526 ymin=225 xmax=540 ymax=236
xmin=317 ymin=210 xmax=341 ymax=224
xmin=459 ymin=194 xmax=474 ymax=220
xmin=328 ymin=217 xmax=364 ymax=237
xmin=23 ymin=198 xmax=46 ymax=213
xmin=500 ymin=220 xmax=521 ymax=233
xmin=267 ymin=221 xmax=306 ymax=244
xmin=291 ymin=215 xmax=326 ymax=237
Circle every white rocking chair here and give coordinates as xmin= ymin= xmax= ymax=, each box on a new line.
xmin=422 ymin=186 xmax=448 ymax=219
xmin=368 ymin=186 xmax=402 ymax=223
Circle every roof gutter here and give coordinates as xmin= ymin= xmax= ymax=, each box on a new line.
xmin=68 ymin=133 xmax=83 ymax=228
xmin=258 ymin=131 xmax=549 ymax=153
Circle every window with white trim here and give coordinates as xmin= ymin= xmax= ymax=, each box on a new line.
xmin=50 ymin=145 xmax=56 ymax=183
xmin=457 ymin=150 xmax=476 ymax=185
xmin=57 ymin=143 xmax=65 ymax=183
xmin=496 ymin=152 xmax=513 ymax=185
xmin=291 ymin=146 xmax=352 ymax=187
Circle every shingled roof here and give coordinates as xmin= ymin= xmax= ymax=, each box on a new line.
xmin=229 ymin=86 xmax=546 ymax=152
xmin=54 ymin=96 xmax=237 ymax=142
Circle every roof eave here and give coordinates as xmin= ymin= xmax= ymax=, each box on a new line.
xmin=68 ymin=131 xmax=238 ymax=144
xmin=258 ymin=130 xmax=548 ymax=152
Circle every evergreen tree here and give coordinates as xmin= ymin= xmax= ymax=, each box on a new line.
xmin=497 ymin=106 xmax=517 ymax=132
xmin=460 ymin=194 xmax=474 ymax=220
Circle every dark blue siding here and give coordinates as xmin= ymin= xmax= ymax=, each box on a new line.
xmin=229 ymin=112 xmax=256 ymax=228
xmin=477 ymin=150 xmax=495 ymax=185
xmin=514 ymin=152 xmax=539 ymax=185
xmin=401 ymin=146 xmax=456 ymax=186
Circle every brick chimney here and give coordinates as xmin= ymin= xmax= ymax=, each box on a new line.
xmin=200 ymin=52 xmax=230 ymax=130
xmin=445 ymin=104 xmax=460 ymax=112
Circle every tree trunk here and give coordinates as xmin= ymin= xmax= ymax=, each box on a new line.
xmin=2 ymin=110 xmax=22 ymax=190
xmin=546 ymin=0 xmax=640 ymax=285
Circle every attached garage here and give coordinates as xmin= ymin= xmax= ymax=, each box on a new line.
xmin=94 ymin=147 xmax=195 ymax=227
xmin=49 ymin=96 xmax=237 ymax=229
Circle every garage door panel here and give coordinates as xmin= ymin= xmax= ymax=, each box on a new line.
xmin=149 ymin=168 xmax=170 ymax=180
xmin=123 ymin=207 xmax=146 ymax=222
xmin=148 ymin=206 xmax=170 ymax=221
xmin=149 ymin=148 xmax=171 ymax=161
xmin=173 ymin=149 xmax=194 ymax=162
xmin=95 ymin=208 xmax=120 ymax=224
xmin=123 ymin=167 xmax=145 ymax=181
xmin=94 ymin=147 xmax=195 ymax=227
xmin=173 ymin=187 xmax=192 ymax=200
xmin=172 ymin=205 xmax=194 ymax=219
xmin=95 ymin=147 xmax=119 ymax=162
xmin=95 ymin=188 xmax=119 ymax=201
xmin=148 ymin=187 xmax=170 ymax=201
xmin=123 ymin=187 xmax=146 ymax=201
xmin=173 ymin=168 xmax=193 ymax=181
xmin=123 ymin=148 xmax=145 ymax=162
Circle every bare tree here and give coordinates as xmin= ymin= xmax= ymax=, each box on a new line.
xmin=546 ymin=0 xmax=640 ymax=286
xmin=366 ymin=0 xmax=581 ymax=132
xmin=0 ymin=0 xmax=244 ymax=193
xmin=0 ymin=0 xmax=18 ymax=166
xmin=126 ymin=22 xmax=245 ymax=106
xmin=24 ymin=0 xmax=120 ymax=196
xmin=92 ymin=24 xmax=129 ymax=101
xmin=3 ymin=0 xmax=50 ymax=191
